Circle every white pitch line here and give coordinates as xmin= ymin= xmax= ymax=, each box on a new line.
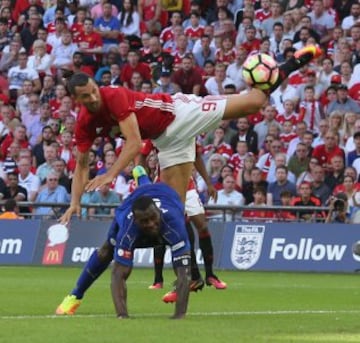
xmin=1 ymin=310 xmax=360 ymax=320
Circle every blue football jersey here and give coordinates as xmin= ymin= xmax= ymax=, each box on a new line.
xmin=111 ymin=183 xmax=190 ymax=266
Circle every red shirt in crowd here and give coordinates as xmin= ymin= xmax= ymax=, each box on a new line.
xmin=120 ymin=62 xmax=151 ymax=88
xmin=75 ymin=86 xmax=175 ymax=153
xmin=311 ymin=144 xmax=344 ymax=168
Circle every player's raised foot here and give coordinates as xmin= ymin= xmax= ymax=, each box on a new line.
xmin=55 ymin=295 xmax=81 ymax=315
xmin=132 ymin=165 xmax=150 ymax=186
xmin=148 ymin=282 xmax=163 ymax=290
xmin=293 ymin=45 xmax=322 ymax=67
xmin=162 ymin=290 xmax=177 ymax=303
xmin=190 ymin=278 xmax=205 ymax=292
xmin=206 ymin=275 xmax=227 ymax=290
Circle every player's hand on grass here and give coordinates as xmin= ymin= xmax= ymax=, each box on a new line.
xmin=85 ymin=173 xmax=114 ymax=192
xmin=59 ymin=204 xmax=81 ymax=225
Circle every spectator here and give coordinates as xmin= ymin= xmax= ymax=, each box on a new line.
xmin=229 ymin=117 xmax=258 ymax=155
xmin=214 ymin=163 xmax=235 ymax=190
xmin=204 ymin=62 xmax=235 ymax=95
xmin=288 ymin=142 xmax=311 ymax=179
xmin=32 ymin=125 xmax=55 ymax=167
xmin=27 ymin=39 xmax=53 ymax=77
xmin=308 ymin=0 xmax=335 ymax=45
xmin=203 ymin=119 xmax=237 ymax=146
xmin=118 ymin=0 xmax=141 ymax=38
xmin=88 ymin=182 xmax=120 ymax=218
xmin=341 ymin=112 xmax=358 ymax=151
xmin=94 ymin=2 xmax=121 ymax=52
xmin=312 ymin=130 xmax=345 ymax=172
xmin=241 ymin=166 xmax=269 ymax=204
xmin=142 ymin=36 xmax=174 ymax=84
xmin=312 ymin=119 xmax=330 ymax=148
xmin=207 ymin=174 xmax=245 ymax=221
xmin=1 ymin=123 xmax=30 ymax=161
xmin=327 ymin=84 xmax=360 ymax=115
xmin=272 ymin=77 xmax=299 ymax=114
xmin=34 ymin=170 xmax=70 ymax=218
xmin=40 ymin=75 xmax=56 ymax=105
xmin=36 ymin=145 xmax=58 ymax=183
xmin=137 ymin=0 xmax=162 ymax=35
xmin=20 ymin=13 xmax=42 ymax=53
xmin=153 ymin=71 xmax=180 ymax=95
xmin=51 ymin=30 xmax=79 ymax=69
xmin=254 ymin=105 xmax=281 ymax=151
xmin=0 ymin=40 xmax=23 ymax=74
xmin=15 ymin=79 xmax=34 ymax=116
xmin=311 ymin=164 xmax=332 ymax=205
xmin=325 ymin=154 xmax=345 ymax=191
xmin=0 ymin=198 xmax=24 ymax=220
xmin=261 ymin=1 xmax=283 ymax=38
xmin=8 ymin=53 xmax=41 ymax=100
xmin=52 ymin=158 xmax=71 ymax=194
xmin=77 ymin=17 xmax=103 ymax=68
xmin=325 ymin=192 xmax=350 ymax=223
xmin=159 ymin=11 xmax=183 ymax=44
xmin=206 ymin=153 xmax=227 ymax=186
xmin=193 ymin=34 xmax=216 ymax=68
xmin=267 ymin=165 xmax=297 ymax=205
xmin=172 ymin=54 xmax=203 ymax=95
xmin=291 ymin=181 xmax=322 ymax=222
xmin=1 ymin=171 xmax=27 ymax=201
xmin=203 ymin=126 xmax=233 ymax=163
xmin=240 ymin=24 xmax=261 ymax=55
xmin=121 ymin=49 xmax=151 ymax=89
xmin=341 ymin=2 xmax=360 ymax=35
xmin=17 ymin=157 xmax=40 ymax=202
xmin=243 ymin=186 xmax=274 ymax=221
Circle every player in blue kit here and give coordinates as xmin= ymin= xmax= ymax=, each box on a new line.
xmin=56 ymin=166 xmax=191 ymax=319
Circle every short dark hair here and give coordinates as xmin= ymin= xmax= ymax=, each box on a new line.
xmin=132 ymin=196 xmax=155 ymax=213
xmin=4 ymin=198 xmax=17 ymax=212
xmin=67 ymin=72 xmax=91 ymax=95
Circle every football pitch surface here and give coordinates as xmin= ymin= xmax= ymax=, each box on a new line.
xmin=1 ymin=266 xmax=360 ymax=343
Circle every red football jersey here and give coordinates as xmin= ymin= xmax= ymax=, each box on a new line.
xmin=75 ymin=86 xmax=175 ymax=153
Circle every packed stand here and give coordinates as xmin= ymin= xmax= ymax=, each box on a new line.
xmin=0 ymin=0 xmax=360 ymax=223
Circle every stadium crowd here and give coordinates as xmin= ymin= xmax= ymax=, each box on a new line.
xmin=1 ymin=0 xmax=360 ymax=223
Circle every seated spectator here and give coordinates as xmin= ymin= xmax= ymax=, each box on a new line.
xmin=52 ymin=158 xmax=71 ymax=194
xmin=312 ymin=130 xmax=345 ymax=173
xmin=51 ymin=30 xmax=79 ymax=69
xmin=27 ymin=39 xmax=53 ymax=77
xmin=36 ymin=145 xmax=58 ymax=184
xmin=243 ymin=186 xmax=274 ymax=221
xmin=291 ymin=181 xmax=322 ymax=222
xmin=17 ymin=157 xmax=40 ymax=202
xmin=118 ymin=0 xmax=141 ymax=38
xmin=312 ymin=119 xmax=330 ymax=148
xmin=207 ymin=174 xmax=245 ymax=221
xmin=214 ymin=164 xmax=235 ymax=191
xmin=204 ymin=62 xmax=234 ymax=95
xmin=34 ymin=171 xmax=70 ymax=218
xmin=325 ymin=155 xmax=345 ymax=192
xmin=206 ymin=153 xmax=227 ymax=186
xmin=153 ymin=71 xmax=180 ymax=95
xmin=267 ymin=165 xmax=297 ymax=206
xmin=325 ymin=192 xmax=351 ymax=224
xmin=1 ymin=171 xmax=27 ymax=202
xmin=256 ymin=139 xmax=283 ymax=182
xmin=229 ymin=117 xmax=258 ymax=155
xmin=227 ymin=141 xmax=252 ymax=176
xmin=32 ymin=125 xmax=56 ymax=167
xmin=88 ymin=182 xmax=120 ymax=218
xmin=276 ymin=190 xmax=296 ymax=221
xmin=288 ymin=142 xmax=311 ymax=179
xmin=203 ymin=126 xmax=233 ymax=163
xmin=326 ymin=84 xmax=360 ymax=115
xmin=15 ymin=79 xmax=34 ymax=116
xmin=0 ymin=198 xmax=24 ymax=220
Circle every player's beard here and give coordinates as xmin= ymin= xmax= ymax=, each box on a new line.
xmin=87 ymin=101 xmax=101 ymax=113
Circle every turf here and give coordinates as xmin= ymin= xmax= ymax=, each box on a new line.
xmin=1 ymin=266 xmax=360 ymax=343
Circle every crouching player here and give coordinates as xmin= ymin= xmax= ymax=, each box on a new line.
xmin=56 ymin=166 xmax=191 ymax=319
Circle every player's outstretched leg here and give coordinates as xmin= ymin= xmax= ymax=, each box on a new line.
xmin=268 ymin=45 xmax=323 ymax=93
xmin=55 ymin=243 xmax=113 ymax=315
xmin=149 ymin=245 xmax=165 ymax=289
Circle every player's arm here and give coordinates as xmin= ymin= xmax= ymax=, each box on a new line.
xmin=85 ymin=113 xmax=142 ymax=191
xmin=60 ymin=150 xmax=89 ymax=224
xmin=194 ymin=145 xmax=217 ymax=201
xmin=111 ymin=261 xmax=132 ymax=318
xmin=173 ymin=260 xmax=191 ymax=319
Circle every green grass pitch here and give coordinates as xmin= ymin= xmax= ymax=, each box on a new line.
xmin=1 ymin=266 xmax=360 ymax=343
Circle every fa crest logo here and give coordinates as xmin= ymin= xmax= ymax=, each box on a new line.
xmin=231 ymin=225 xmax=265 ymax=270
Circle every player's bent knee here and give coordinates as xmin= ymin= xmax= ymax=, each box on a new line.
xmin=98 ymin=241 xmax=114 ymax=263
